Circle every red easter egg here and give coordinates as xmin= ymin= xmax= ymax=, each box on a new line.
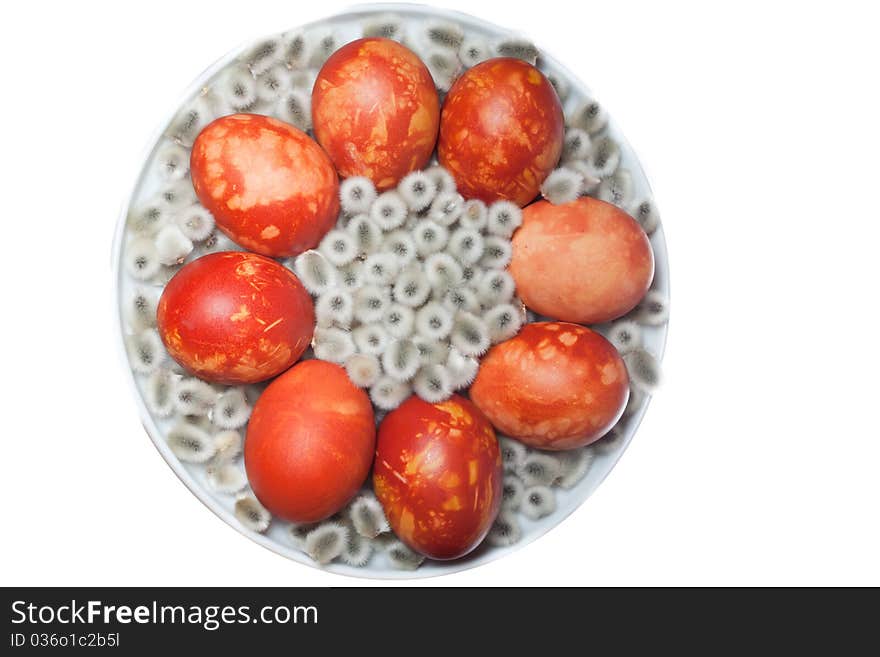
xmin=374 ymin=395 xmax=502 ymax=560
xmin=245 ymin=360 xmax=376 ymax=523
xmin=190 ymin=113 xmax=339 ymax=257
xmin=438 ymin=58 xmax=564 ymax=206
xmin=311 ymin=38 xmax=440 ymax=191
xmin=510 ymin=197 xmax=655 ymax=324
xmin=470 ymin=322 xmax=629 ymax=450
xmin=157 ymin=251 xmax=314 ymax=384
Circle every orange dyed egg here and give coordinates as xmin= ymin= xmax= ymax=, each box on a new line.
xmin=470 ymin=322 xmax=629 ymax=450
xmin=190 ymin=113 xmax=339 ymax=257
xmin=510 ymin=197 xmax=655 ymax=324
xmin=438 ymin=58 xmax=564 ymax=206
xmin=245 ymin=360 xmax=376 ymax=523
xmin=374 ymin=395 xmax=502 ymax=560
xmin=157 ymin=252 xmax=314 ymax=384
xmin=311 ymin=38 xmax=440 ymax=190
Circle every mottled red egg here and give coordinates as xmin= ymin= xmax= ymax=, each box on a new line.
xmin=438 ymin=58 xmax=564 ymax=206
xmin=190 ymin=113 xmax=339 ymax=257
xmin=374 ymin=395 xmax=502 ymax=560
xmin=311 ymin=38 xmax=440 ymax=190
xmin=245 ymin=360 xmax=376 ymax=523
xmin=157 ymin=252 xmax=314 ymax=384
xmin=510 ymin=197 xmax=655 ymax=324
xmin=470 ymin=322 xmax=629 ymax=450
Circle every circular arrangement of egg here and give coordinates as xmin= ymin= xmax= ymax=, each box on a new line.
xmin=114 ymin=5 xmax=669 ymax=577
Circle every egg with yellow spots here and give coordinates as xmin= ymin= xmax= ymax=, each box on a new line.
xmin=311 ymin=37 xmax=440 ymax=190
xmin=438 ymin=57 xmax=564 ymax=206
xmin=157 ymin=252 xmax=314 ymax=384
xmin=470 ymin=322 xmax=630 ymax=450
xmin=245 ymin=360 xmax=376 ymax=523
xmin=374 ymin=395 xmax=502 ymax=560
xmin=511 ymin=197 xmax=655 ymax=323
xmin=190 ymin=113 xmax=340 ymax=257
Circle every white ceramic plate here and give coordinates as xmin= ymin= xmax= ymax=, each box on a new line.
xmin=113 ymin=3 xmax=669 ymax=578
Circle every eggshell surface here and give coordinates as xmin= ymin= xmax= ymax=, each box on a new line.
xmin=510 ymin=197 xmax=654 ymax=323
xmin=190 ymin=113 xmax=339 ymax=257
xmin=470 ymin=322 xmax=629 ymax=450
xmin=157 ymin=251 xmax=314 ymax=384
xmin=374 ymin=395 xmax=502 ymax=559
xmin=245 ymin=360 xmax=376 ymax=523
xmin=311 ymin=38 xmax=440 ymax=190
xmin=438 ymin=58 xmax=564 ymax=206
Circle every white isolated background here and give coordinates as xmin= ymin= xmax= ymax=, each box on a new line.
xmin=1 ymin=0 xmax=877 ymax=586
